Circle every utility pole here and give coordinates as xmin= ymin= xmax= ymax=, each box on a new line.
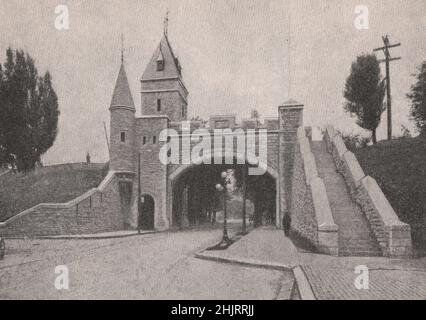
xmin=373 ymin=35 xmax=401 ymax=140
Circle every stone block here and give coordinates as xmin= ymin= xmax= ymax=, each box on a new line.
xmin=310 ymin=177 xmax=336 ymax=228
xmin=342 ymin=151 xmax=365 ymax=190
xmin=332 ymin=134 xmax=348 ymax=160
xmin=388 ymin=246 xmax=413 ymax=258
xmin=360 ymin=176 xmax=400 ymax=226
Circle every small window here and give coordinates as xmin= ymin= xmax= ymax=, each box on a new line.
xmin=181 ymin=105 xmax=185 ymax=118
xmin=120 ymin=132 xmax=126 ymax=143
xmin=157 ymin=60 xmax=164 ymax=71
xmin=143 ymin=136 xmax=147 ymax=145
xmin=157 ymin=99 xmax=161 ymax=112
xmin=153 ymin=136 xmax=157 ymax=144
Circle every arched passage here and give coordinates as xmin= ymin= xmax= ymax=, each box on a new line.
xmin=167 ymin=153 xmax=279 ymax=229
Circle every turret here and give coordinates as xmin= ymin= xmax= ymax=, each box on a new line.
xmin=109 ymin=62 xmax=135 ymax=173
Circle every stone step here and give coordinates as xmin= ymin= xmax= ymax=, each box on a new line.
xmin=310 ymin=140 xmax=381 ymax=257
xmin=339 ymin=249 xmax=382 ymax=257
xmin=340 ymin=239 xmax=380 ymax=246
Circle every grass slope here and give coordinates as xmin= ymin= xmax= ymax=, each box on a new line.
xmin=0 ymin=163 xmax=108 ymax=222
xmin=355 ymin=136 xmax=426 ymax=253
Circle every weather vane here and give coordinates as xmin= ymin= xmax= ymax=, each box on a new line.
xmin=164 ymin=9 xmax=169 ymax=36
xmin=120 ymin=33 xmax=125 ymax=64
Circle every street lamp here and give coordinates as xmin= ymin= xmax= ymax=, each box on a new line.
xmin=215 ymin=171 xmax=231 ymax=244
xmin=0 ymin=237 xmax=5 ymax=260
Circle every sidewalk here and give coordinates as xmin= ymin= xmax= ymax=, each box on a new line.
xmin=196 ymin=226 xmax=426 ymax=300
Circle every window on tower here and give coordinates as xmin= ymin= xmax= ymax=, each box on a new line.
xmin=153 ymin=136 xmax=157 ymax=144
xmin=120 ymin=132 xmax=126 ymax=143
xmin=157 ymin=60 xmax=164 ymax=71
xmin=157 ymin=99 xmax=161 ymax=112
xmin=143 ymin=136 xmax=147 ymax=145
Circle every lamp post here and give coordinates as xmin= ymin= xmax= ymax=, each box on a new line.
xmin=0 ymin=237 xmax=5 ymax=260
xmin=215 ymin=171 xmax=231 ymax=244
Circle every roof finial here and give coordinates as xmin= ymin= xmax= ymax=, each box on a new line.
xmin=163 ymin=9 xmax=169 ymax=37
xmin=120 ymin=33 xmax=125 ymax=64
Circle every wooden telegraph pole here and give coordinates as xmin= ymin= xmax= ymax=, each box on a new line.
xmin=373 ymin=35 xmax=401 ymax=140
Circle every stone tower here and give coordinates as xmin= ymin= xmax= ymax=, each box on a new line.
xmin=134 ymin=34 xmax=190 ymax=231
xmin=109 ymin=62 xmax=136 ymax=173
xmin=140 ymin=35 xmax=188 ymax=121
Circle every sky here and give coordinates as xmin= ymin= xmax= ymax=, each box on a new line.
xmin=0 ymin=0 xmax=425 ymax=164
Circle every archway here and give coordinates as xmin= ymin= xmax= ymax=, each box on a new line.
xmin=139 ymin=194 xmax=155 ymax=230
xmin=168 ymin=154 xmax=279 ymax=229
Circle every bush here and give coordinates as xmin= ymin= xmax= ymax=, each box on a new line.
xmin=337 ymin=130 xmax=371 ymax=152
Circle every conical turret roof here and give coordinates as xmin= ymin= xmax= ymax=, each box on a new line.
xmin=110 ymin=63 xmax=135 ymax=110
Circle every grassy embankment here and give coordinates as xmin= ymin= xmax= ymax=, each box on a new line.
xmin=355 ymin=136 xmax=426 ymax=254
xmin=0 ymin=163 xmax=108 ymax=222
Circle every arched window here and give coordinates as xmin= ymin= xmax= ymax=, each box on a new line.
xmin=120 ymin=132 xmax=126 ymax=143
xmin=143 ymin=136 xmax=147 ymax=145
xmin=152 ymin=136 xmax=157 ymax=144
xmin=157 ymin=99 xmax=161 ymax=112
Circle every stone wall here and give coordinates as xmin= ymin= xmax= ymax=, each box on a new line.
xmin=167 ymin=129 xmax=279 ymax=178
xmin=290 ymin=127 xmax=339 ymax=255
xmin=324 ymin=125 xmax=412 ymax=258
xmin=141 ymin=78 xmax=188 ymax=121
xmin=135 ymin=116 xmax=169 ymax=230
xmin=290 ymin=138 xmax=317 ymax=248
xmin=0 ymin=172 xmax=124 ymax=237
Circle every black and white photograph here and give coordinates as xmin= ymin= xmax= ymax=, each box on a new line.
xmin=0 ymin=0 xmax=425 ymax=304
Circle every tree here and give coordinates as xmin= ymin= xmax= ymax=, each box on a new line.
xmin=407 ymin=61 xmax=426 ymax=135
xmin=0 ymin=48 xmax=59 ymax=172
xmin=343 ymin=54 xmax=386 ymax=144
xmin=190 ymin=115 xmax=208 ymax=128
xmin=250 ymin=109 xmax=261 ymax=126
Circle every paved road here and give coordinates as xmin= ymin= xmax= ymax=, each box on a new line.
xmin=0 ymin=226 xmax=291 ymax=299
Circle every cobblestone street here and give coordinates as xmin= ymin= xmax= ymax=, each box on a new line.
xmin=302 ymin=265 xmax=426 ymax=300
xmin=0 ymin=225 xmax=292 ymax=299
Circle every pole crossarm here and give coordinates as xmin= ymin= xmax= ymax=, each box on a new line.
xmin=378 ymin=57 xmax=401 ymax=63
xmin=373 ymin=43 xmax=401 ymax=52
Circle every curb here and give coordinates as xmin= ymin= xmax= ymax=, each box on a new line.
xmin=3 ymin=230 xmax=156 ymax=240
xmin=194 ymin=252 xmax=293 ymax=271
xmin=194 ymin=252 xmax=318 ymax=300
xmin=292 ymin=266 xmax=316 ymax=300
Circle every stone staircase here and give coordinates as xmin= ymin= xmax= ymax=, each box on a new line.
xmin=310 ymin=140 xmax=381 ymax=257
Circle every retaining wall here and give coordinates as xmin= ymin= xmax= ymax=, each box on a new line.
xmin=0 ymin=171 xmax=125 ymax=237
xmin=290 ymin=127 xmax=339 ymax=255
xmin=324 ymin=125 xmax=412 ymax=258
